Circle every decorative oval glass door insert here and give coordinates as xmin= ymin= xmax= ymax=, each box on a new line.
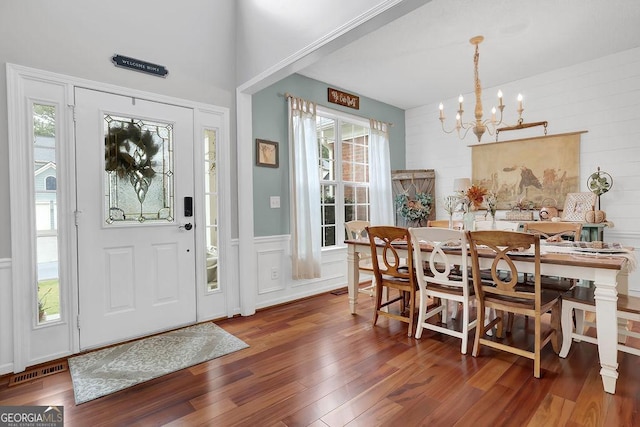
xmin=104 ymin=114 xmax=174 ymax=224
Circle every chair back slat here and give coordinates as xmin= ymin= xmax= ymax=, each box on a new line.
xmin=522 ymin=222 xmax=583 ymax=242
xmin=409 ymin=227 xmax=467 ymax=289
xmin=345 ymin=220 xmax=370 ymax=240
xmin=427 ymin=220 xmax=463 ymax=230
xmin=467 ymin=230 xmax=541 ymax=306
xmin=367 ymin=226 xmax=413 ymax=281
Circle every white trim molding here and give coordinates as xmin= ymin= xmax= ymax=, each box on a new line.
xmin=253 ymin=235 xmax=348 ymax=309
xmin=0 ymin=258 xmax=13 ymax=375
xmin=6 ymin=63 xmax=233 ymax=372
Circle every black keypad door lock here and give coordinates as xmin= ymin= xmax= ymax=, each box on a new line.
xmin=184 ymin=196 xmax=193 ymax=217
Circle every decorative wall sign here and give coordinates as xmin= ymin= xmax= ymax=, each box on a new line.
xmin=328 ymin=88 xmax=360 ymax=110
xmin=112 ymin=54 xmax=168 ymax=77
xmin=256 ymin=139 xmax=279 ymax=168
xmin=471 ymin=132 xmax=586 ymax=210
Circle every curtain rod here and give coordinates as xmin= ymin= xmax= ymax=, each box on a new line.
xmin=279 ymin=92 xmax=394 ymax=127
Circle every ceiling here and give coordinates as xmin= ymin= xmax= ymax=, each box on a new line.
xmin=298 ymin=0 xmax=640 ymax=110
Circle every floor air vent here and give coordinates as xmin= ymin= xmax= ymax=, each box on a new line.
xmin=9 ymin=361 xmax=68 ymax=386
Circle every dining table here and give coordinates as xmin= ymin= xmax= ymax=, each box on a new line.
xmin=345 ymin=237 xmax=634 ymax=394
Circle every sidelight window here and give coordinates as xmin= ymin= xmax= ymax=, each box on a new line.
xmin=33 ymin=104 xmax=60 ymax=324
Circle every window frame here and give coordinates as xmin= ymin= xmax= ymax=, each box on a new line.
xmin=316 ymin=106 xmax=371 ymax=249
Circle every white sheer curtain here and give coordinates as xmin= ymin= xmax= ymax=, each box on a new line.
xmin=289 ymin=96 xmax=321 ymax=279
xmin=369 ymin=119 xmax=394 ymax=225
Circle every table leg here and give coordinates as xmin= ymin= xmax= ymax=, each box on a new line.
xmin=594 ymin=272 xmax=620 ymax=394
xmin=347 ymin=245 xmax=360 ymax=314
xmin=616 ymin=266 xmax=630 ymax=344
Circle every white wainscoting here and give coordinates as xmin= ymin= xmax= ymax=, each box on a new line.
xmin=0 ymin=258 xmax=13 ymax=375
xmin=254 ymin=235 xmax=347 ymax=309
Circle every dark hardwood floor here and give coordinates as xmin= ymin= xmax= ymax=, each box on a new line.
xmin=1 ymin=288 xmax=639 ymax=426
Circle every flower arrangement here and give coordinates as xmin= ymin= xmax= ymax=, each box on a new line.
xmin=466 ymin=185 xmax=488 ymax=210
xmin=442 ymin=195 xmax=459 ymax=215
xmin=395 ymin=192 xmax=432 ymax=222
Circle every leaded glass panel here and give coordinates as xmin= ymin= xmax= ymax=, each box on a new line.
xmin=104 ymin=115 xmax=174 ymax=224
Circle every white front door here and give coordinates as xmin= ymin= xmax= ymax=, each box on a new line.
xmin=75 ymin=88 xmax=197 ymax=350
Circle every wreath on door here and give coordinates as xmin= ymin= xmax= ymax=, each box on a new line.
xmin=104 ymin=121 xmax=160 ymax=203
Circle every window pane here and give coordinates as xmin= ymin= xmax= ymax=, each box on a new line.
xmin=345 ymin=185 xmax=369 ymax=222
xmin=320 ymin=184 xmax=336 ymax=247
xmin=33 ymin=103 xmax=60 ymax=324
xmin=204 ymin=129 xmax=218 ymax=291
xmin=324 ymin=226 xmax=336 ymax=247
xmin=104 ymin=115 xmax=174 ymax=224
xmin=318 ymin=116 xmax=336 ymax=182
xmin=341 ymin=121 xmax=368 ymax=185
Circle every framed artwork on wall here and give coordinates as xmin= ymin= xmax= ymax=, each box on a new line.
xmin=471 ymin=131 xmax=586 ymax=210
xmin=256 ymin=139 xmax=279 ymax=168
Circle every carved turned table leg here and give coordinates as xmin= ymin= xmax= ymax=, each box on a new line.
xmin=347 ymin=244 xmax=360 ymax=314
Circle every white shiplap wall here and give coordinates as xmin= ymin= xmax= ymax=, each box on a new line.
xmin=406 ymin=47 xmax=640 ymax=294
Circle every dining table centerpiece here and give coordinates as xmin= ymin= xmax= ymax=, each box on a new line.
xmin=395 ymin=192 xmax=432 ymax=227
xmin=466 ymin=184 xmax=488 ymax=211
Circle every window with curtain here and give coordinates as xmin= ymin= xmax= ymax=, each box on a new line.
xmin=317 ymin=109 xmax=371 ymax=248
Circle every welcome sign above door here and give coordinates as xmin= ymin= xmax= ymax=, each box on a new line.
xmin=112 ymin=54 xmax=168 ymax=77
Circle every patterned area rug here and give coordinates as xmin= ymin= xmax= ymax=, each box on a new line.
xmin=68 ymin=322 xmax=248 ymax=404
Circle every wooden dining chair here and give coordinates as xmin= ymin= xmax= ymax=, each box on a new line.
xmin=345 ymin=220 xmax=376 ymax=297
xmin=366 ymin=226 xmax=417 ymax=337
xmin=409 ymin=227 xmax=477 ymax=353
xmin=522 ymin=221 xmax=583 ymax=241
xmin=467 ymin=230 xmax=561 ymax=378
xmin=427 ymin=219 xmax=463 ymax=230
xmin=522 ymin=221 xmax=584 ymax=292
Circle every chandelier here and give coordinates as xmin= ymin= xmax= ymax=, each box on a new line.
xmin=438 ymin=35 xmax=546 ymax=142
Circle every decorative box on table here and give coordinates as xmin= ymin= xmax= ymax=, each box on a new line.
xmin=505 ymin=211 xmax=534 ymax=221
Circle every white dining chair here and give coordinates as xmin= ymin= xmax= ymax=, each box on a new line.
xmin=345 ymin=220 xmax=376 ymax=297
xmin=560 ymin=286 xmax=640 ymax=358
xmin=409 ymin=226 xmax=477 ymax=354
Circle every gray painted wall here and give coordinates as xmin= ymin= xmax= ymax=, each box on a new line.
xmin=252 ymin=73 xmax=405 ymax=236
xmin=0 ymin=0 xmax=236 ymax=257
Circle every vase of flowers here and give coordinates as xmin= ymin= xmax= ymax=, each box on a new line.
xmin=443 ymin=195 xmax=459 ymax=229
xmin=395 ymin=192 xmax=432 ymax=227
xmin=485 ymin=192 xmax=498 ymax=229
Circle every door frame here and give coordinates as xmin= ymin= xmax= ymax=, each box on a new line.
xmin=6 ymin=63 xmax=233 ymax=372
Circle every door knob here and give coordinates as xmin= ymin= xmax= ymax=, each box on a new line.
xmin=179 ymin=223 xmax=193 ymax=231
